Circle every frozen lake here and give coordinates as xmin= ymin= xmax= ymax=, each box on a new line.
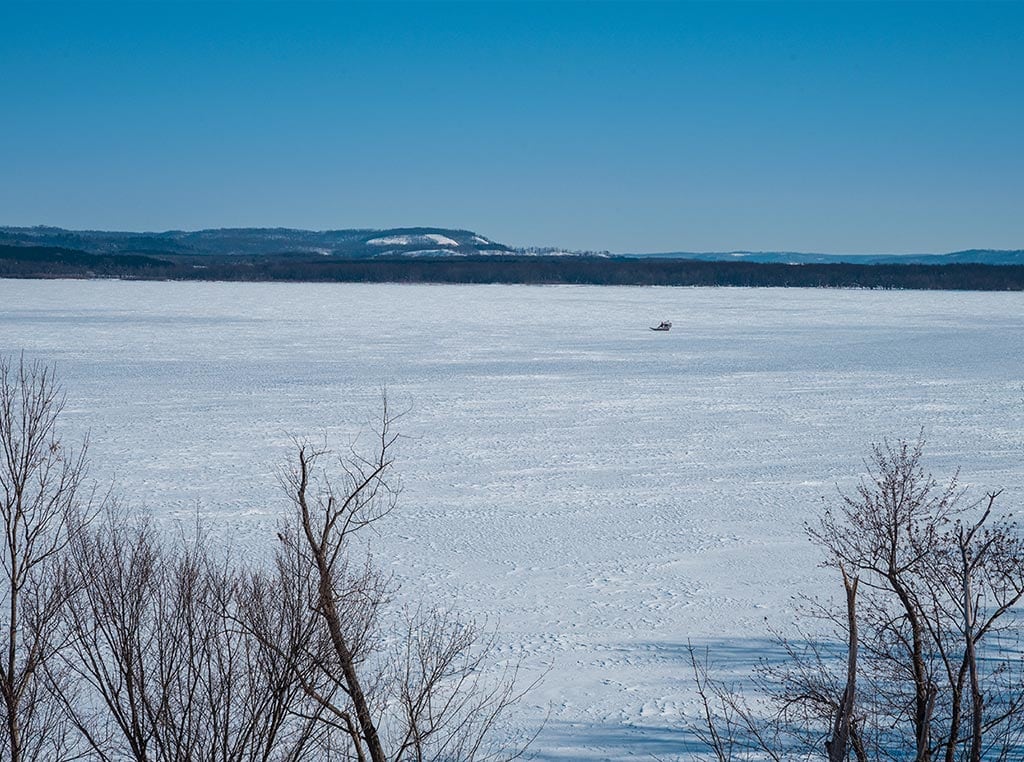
xmin=2 ymin=279 xmax=1022 ymax=759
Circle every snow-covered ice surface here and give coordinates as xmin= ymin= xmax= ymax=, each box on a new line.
xmin=1 ymin=280 xmax=1022 ymax=759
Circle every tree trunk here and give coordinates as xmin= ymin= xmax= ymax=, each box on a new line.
xmin=961 ymin=539 xmax=982 ymax=762
xmin=827 ymin=568 xmax=858 ymax=762
xmin=890 ymin=575 xmax=933 ymax=762
xmin=296 ymin=449 xmax=387 ymax=762
xmin=316 ymin=565 xmax=386 ymax=762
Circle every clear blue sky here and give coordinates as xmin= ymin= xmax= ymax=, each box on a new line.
xmin=2 ymin=1 xmax=1022 ymax=253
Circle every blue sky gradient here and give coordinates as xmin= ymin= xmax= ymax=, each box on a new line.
xmin=2 ymin=1 xmax=1022 ymax=253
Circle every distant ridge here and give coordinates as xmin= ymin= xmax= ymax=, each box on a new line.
xmin=628 ymin=249 xmax=1024 ymax=266
xmin=0 ymin=225 xmax=511 ymax=259
xmin=2 ymin=226 xmax=1021 ymax=265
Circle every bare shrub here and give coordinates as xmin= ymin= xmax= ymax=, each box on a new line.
xmin=2 ymin=357 xmax=534 ymax=760
xmin=58 ymin=509 xmax=338 ymax=760
xmin=57 ymin=402 xmax=533 ymax=761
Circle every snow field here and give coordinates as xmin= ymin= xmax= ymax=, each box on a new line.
xmin=1 ymin=280 xmax=1022 ymax=759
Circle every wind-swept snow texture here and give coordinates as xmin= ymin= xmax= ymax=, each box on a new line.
xmin=1 ymin=281 xmax=1021 ymax=760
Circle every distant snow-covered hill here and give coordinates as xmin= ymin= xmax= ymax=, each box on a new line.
xmin=0 ymin=226 xmax=510 ymax=258
xmin=1 ymin=226 xmax=1020 ymax=265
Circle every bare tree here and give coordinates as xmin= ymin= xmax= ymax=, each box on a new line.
xmin=810 ymin=438 xmax=962 ymax=760
xmin=689 ymin=437 xmax=1024 ymax=762
xmin=0 ymin=355 xmax=92 ymax=761
xmin=813 ymin=438 xmax=1024 ymax=760
xmin=274 ymin=405 xmax=534 ymax=761
xmin=925 ymin=490 xmax=1024 ymax=762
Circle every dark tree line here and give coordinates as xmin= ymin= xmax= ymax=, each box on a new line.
xmin=3 ymin=245 xmax=1024 ymax=290
xmin=0 ymin=245 xmax=171 ymax=274
xmin=0 ymin=356 xmax=532 ymax=761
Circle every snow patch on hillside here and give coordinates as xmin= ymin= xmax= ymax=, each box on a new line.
xmin=368 ymin=233 xmax=460 ymax=247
